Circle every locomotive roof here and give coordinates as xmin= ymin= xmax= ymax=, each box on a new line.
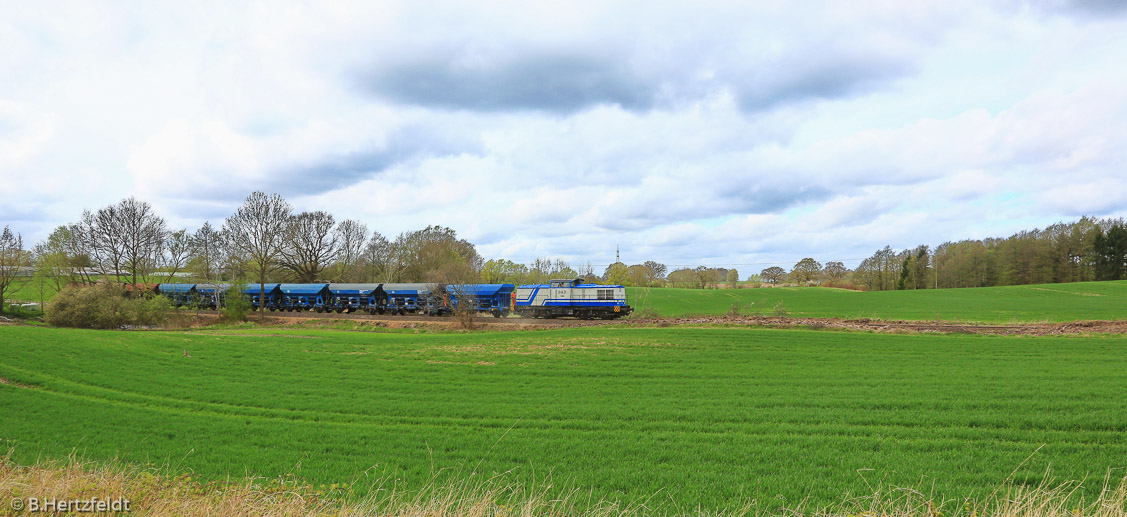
xmin=518 ymin=282 xmax=625 ymax=289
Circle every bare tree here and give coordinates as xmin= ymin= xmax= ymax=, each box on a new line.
xmin=580 ymin=261 xmax=596 ymax=282
xmin=362 ymin=231 xmax=398 ymax=282
xmin=642 ymin=260 xmax=666 ymax=286
xmin=0 ymin=226 xmax=25 ymax=313
xmin=222 ymin=191 xmax=293 ymax=320
xmin=332 ymin=219 xmax=367 ymax=281
xmin=279 ymin=211 xmax=338 ymax=282
xmin=78 ymin=205 xmax=127 ymax=281
xmin=191 ymin=222 xmax=223 ymax=282
xmin=161 ymin=229 xmax=192 ymax=283
xmin=117 ymin=197 xmax=169 ymax=285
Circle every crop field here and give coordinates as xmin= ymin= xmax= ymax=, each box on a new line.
xmin=2 ymin=324 xmax=1126 ymax=512
xmin=630 ymin=280 xmax=1127 ymax=322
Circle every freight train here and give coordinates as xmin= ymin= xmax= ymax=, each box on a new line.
xmin=157 ymin=278 xmax=632 ymax=319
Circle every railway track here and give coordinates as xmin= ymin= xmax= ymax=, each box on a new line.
xmin=180 ymin=308 xmax=613 ymax=328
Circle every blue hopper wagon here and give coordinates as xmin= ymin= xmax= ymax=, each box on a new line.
xmin=447 ymin=284 xmax=516 ymax=317
xmin=327 ymin=283 xmax=386 ymax=314
xmin=194 ymin=283 xmax=232 ymax=309
xmin=277 ymin=283 xmax=330 ymax=312
xmin=382 ymin=283 xmax=448 ymax=316
xmin=158 ymin=283 xmax=196 ymax=307
xmin=243 ymin=283 xmax=282 ymax=310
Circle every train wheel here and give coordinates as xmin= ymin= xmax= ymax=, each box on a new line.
xmin=501 ymin=309 xmax=511 ymax=317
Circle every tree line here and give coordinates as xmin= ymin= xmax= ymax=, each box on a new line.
xmin=758 ymin=217 xmax=1127 ymax=291
xmin=3 ymin=198 xmax=1126 ymax=316
xmin=1 ymin=193 xmax=486 ymax=315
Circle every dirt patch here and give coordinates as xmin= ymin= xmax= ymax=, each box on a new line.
xmin=0 ymin=377 xmax=38 ymax=389
xmin=173 ymin=309 xmax=1127 ymax=336
xmin=212 ymin=333 xmax=323 ymax=338
xmin=624 ymin=316 xmax=1127 ymax=336
xmin=425 ymin=360 xmax=496 ymax=366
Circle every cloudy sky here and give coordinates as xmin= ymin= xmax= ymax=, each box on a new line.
xmin=2 ymin=1 xmax=1125 ymax=272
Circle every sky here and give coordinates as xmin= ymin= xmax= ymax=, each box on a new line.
xmin=1 ymin=0 xmax=1126 ymax=273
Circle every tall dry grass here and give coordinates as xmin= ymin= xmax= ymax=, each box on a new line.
xmin=1 ymin=453 xmax=1124 ymax=516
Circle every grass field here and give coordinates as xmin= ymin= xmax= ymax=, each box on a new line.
xmin=6 ymin=278 xmax=1127 ymax=324
xmin=629 ymin=280 xmax=1127 ymax=322
xmin=2 ymin=324 xmax=1126 ymax=512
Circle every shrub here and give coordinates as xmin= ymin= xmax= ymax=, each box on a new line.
xmin=629 ymin=307 xmax=660 ymax=319
xmin=46 ymin=284 xmax=170 ymax=329
xmin=222 ymin=282 xmax=253 ymax=323
xmin=773 ymin=300 xmax=788 ymax=317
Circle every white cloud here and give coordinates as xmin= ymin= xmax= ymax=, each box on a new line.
xmin=1 ymin=0 xmax=1126 ymax=268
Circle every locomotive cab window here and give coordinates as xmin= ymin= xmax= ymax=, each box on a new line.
xmin=597 ymin=289 xmax=613 ymax=300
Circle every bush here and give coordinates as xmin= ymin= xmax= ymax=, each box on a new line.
xmin=222 ymin=282 xmax=253 ymax=323
xmin=46 ymin=284 xmax=170 ymax=329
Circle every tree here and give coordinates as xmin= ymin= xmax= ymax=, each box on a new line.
xmin=32 ymin=225 xmax=89 ymax=291
xmin=117 ymin=197 xmax=169 ymax=285
xmin=0 ymin=226 xmax=25 ymax=313
xmin=822 ymin=261 xmax=847 ymax=282
xmin=362 ymin=231 xmax=398 ymax=282
xmin=692 ymin=265 xmax=714 ymax=289
xmin=1095 ymin=224 xmax=1127 ymax=281
xmin=222 ymin=191 xmax=293 ymax=320
xmin=666 ymin=267 xmax=695 ymax=287
xmin=161 ymin=229 xmax=192 ymax=283
xmin=396 ymin=226 xmax=482 ymax=282
xmin=78 ymin=204 xmax=127 ymax=281
xmin=791 ymin=258 xmax=822 ymax=285
xmin=332 ymin=219 xmax=367 ymax=281
xmin=279 ymin=211 xmax=337 ymax=282
xmin=604 ymin=262 xmax=630 ymax=286
xmin=761 ymin=266 xmax=786 ymax=284
xmin=190 ymin=222 xmax=223 ymax=282
xmin=628 ymin=264 xmax=650 ymax=287
xmin=726 ymin=269 xmax=739 ymax=286
xmin=481 ymin=259 xmax=530 ymax=284
xmin=641 ymin=260 xmax=666 ymax=286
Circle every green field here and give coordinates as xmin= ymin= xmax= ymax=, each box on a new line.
xmin=630 ymin=280 xmax=1127 ymax=322
xmin=2 ymin=324 xmax=1125 ymax=512
xmin=7 ymin=278 xmax=1127 ymax=324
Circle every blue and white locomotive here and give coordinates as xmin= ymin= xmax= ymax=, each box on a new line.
xmin=513 ymin=278 xmax=632 ymax=319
